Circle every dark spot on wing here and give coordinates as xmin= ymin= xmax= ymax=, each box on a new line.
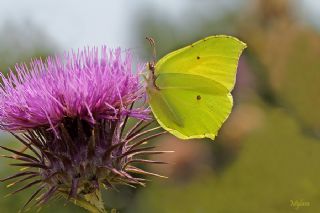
xmin=197 ymin=56 xmax=200 ymax=60
xmin=196 ymin=95 xmax=201 ymax=100
xmin=191 ymin=45 xmax=194 ymax=48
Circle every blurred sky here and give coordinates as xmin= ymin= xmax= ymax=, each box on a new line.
xmin=0 ymin=0 xmax=319 ymax=50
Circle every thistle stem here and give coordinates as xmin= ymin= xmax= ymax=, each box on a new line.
xmin=68 ymin=190 xmax=107 ymax=213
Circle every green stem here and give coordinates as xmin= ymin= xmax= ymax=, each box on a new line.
xmin=67 ymin=190 xmax=107 ymax=213
xmin=83 ymin=190 xmax=106 ymax=213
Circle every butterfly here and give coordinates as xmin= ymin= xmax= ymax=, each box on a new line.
xmin=145 ymin=35 xmax=246 ymax=140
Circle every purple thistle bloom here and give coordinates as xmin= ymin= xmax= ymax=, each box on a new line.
xmin=0 ymin=46 xmax=168 ymax=212
xmin=0 ymin=47 xmax=148 ymax=130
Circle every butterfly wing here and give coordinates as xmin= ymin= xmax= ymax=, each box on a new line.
xmin=147 ymin=35 xmax=246 ymax=139
xmin=155 ymin=35 xmax=246 ymax=91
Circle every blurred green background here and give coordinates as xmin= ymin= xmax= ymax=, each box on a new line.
xmin=1 ymin=0 xmax=320 ymax=212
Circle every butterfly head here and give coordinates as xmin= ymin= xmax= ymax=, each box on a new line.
xmin=145 ymin=61 xmax=159 ymax=90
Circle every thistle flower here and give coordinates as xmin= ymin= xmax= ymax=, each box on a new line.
xmin=0 ymin=47 xmax=168 ymax=212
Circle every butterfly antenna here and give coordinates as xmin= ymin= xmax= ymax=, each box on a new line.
xmin=146 ymin=37 xmax=157 ymax=64
xmin=145 ymin=37 xmax=160 ymax=90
